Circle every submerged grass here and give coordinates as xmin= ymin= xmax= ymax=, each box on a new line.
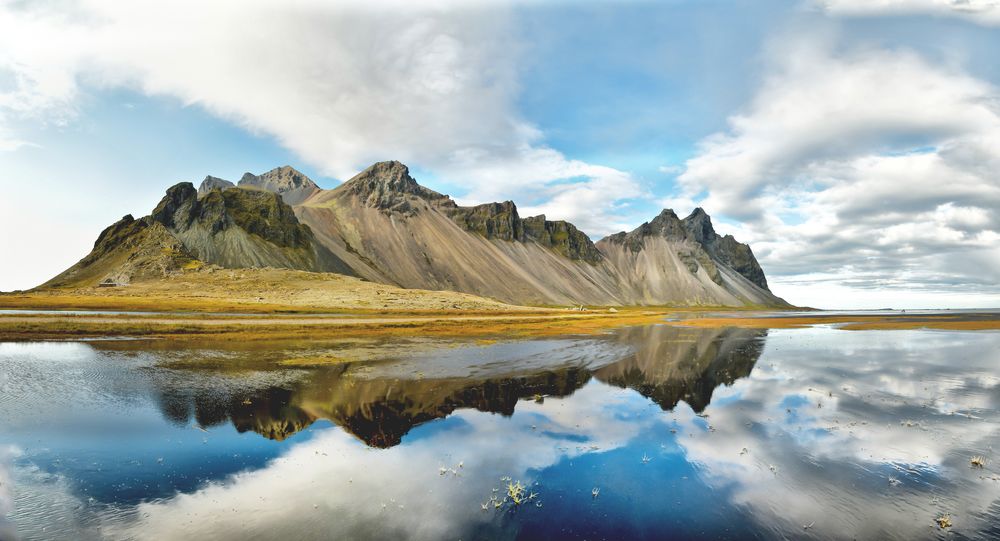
xmin=668 ymin=315 xmax=1000 ymax=331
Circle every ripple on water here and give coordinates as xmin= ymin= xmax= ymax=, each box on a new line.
xmin=1 ymin=327 xmax=1000 ymax=540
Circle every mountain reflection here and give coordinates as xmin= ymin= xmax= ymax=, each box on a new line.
xmin=595 ymin=326 xmax=766 ymax=412
xmin=152 ymin=325 xmax=765 ymax=446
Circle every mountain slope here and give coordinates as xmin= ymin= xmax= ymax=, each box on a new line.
xmin=44 ymin=181 xmax=355 ymax=288
xmin=296 ymin=161 xmax=629 ymax=305
xmin=44 ymin=160 xmax=787 ymax=307
xmin=43 ymin=215 xmax=198 ymax=288
xmin=596 ymin=209 xmax=784 ymax=306
xmin=294 ymin=161 xmax=786 ymax=306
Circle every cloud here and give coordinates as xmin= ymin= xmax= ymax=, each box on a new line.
xmin=677 ymin=39 xmax=1000 ymax=307
xmin=96 ymin=382 xmax=653 ymax=541
xmin=676 ymin=327 xmax=1000 ymax=537
xmin=820 ymin=0 xmax=1000 ymax=26
xmin=0 ymin=0 xmax=636 ymax=236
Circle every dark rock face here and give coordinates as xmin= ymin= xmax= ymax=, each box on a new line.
xmin=200 ymin=189 xmax=312 ymax=249
xmin=604 ymin=209 xmax=688 ymax=253
xmin=151 ymin=182 xmax=312 ymax=249
xmin=446 ymin=203 xmax=603 ymax=263
xmin=340 ymin=160 xmax=450 ymax=213
xmin=446 ymin=201 xmax=523 ymax=241
xmin=521 ymin=215 xmax=604 ymax=264
xmin=709 ymin=234 xmax=769 ymax=291
xmin=150 ymin=182 xmax=199 ymax=230
xmin=197 ymin=175 xmax=235 ymax=197
xmin=602 ymin=206 xmax=770 ymax=291
xmin=683 ymin=208 xmax=769 ymax=291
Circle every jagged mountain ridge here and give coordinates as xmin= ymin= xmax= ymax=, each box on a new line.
xmin=45 ymin=161 xmax=787 ymax=307
xmin=294 ymin=161 xmax=785 ymax=306
xmin=44 ymin=178 xmax=354 ymax=288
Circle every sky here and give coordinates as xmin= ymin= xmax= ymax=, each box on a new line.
xmin=1 ymin=0 xmax=999 ymax=309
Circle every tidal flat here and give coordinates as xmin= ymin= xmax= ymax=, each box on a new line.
xmin=2 ymin=312 xmax=1000 ymax=540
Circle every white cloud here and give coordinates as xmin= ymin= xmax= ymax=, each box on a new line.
xmin=677 ymin=40 xmax=1000 ymax=308
xmin=0 ymin=0 xmax=637 ymax=248
xmin=820 ymin=0 xmax=1000 ymax=26
xmin=95 ymin=382 xmax=651 ymax=540
xmin=676 ymin=327 xmax=1000 ymax=537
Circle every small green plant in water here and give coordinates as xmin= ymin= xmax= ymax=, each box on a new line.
xmin=482 ymin=478 xmax=539 ymax=512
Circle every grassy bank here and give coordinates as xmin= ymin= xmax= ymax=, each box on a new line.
xmin=0 ymin=310 xmax=673 ymax=341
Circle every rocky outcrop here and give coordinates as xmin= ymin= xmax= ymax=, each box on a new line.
xmin=338 ymin=160 xmax=451 ymax=213
xmin=522 ymin=215 xmax=604 ymax=264
xmin=149 ymin=182 xmax=352 ymax=273
xmin=238 ymin=165 xmax=320 ymax=205
xmin=445 ymin=204 xmax=603 ymax=263
xmin=155 ymin=181 xmax=312 ymax=249
xmin=197 ymin=175 xmax=235 ymax=197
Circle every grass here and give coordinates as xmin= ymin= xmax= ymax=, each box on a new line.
xmin=0 ymin=310 xmax=671 ymax=341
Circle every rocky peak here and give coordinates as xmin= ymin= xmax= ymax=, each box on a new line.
xmin=599 ymin=207 xmax=772 ymax=292
xmin=150 ymin=181 xmax=311 ymax=249
xmin=151 ymin=182 xmax=198 ymax=230
xmin=602 ymin=208 xmax=687 ymax=252
xmin=339 ymin=160 xmax=450 ymax=213
xmin=198 ymin=175 xmax=235 ymax=197
xmin=682 ymin=207 xmax=715 ymax=244
xmin=238 ymin=166 xmax=320 ymax=205
xmin=648 ymin=209 xmax=687 ymax=240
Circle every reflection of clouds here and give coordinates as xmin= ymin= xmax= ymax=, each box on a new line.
xmin=99 ymin=383 xmax=654 ymax=541
xmin=0 ymin=445 xmax=18 ymax=541
xmin=675 ymin=327 xmax=1000 ymax=539
xmin=1 ymin=446 xmax=106 ymax=541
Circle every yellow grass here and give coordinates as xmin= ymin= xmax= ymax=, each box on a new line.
xmin=0 ymin=311 xmax=670 ymax=341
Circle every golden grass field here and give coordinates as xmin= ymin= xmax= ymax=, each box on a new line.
xmin=2 ymin=268 xmax=997 ymax=342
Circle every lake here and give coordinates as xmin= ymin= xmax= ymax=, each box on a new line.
xmin=2 ymin=323 xmax=999 ymax=540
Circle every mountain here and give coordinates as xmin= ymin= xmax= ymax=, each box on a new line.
xmin=197 ymin=175 xmax=234 ymax=197
xmin=149 ymin=324 xmax=766 ymax=446
xmin=43 ymin=160 xmax=788 ymax=307
xmin=294 ymin=160 xmax=786 ymax=306
xmin=44 ymin=180 xmax=354 ymax=288
xmin=238 ymin=165 xmax=320 ymax=205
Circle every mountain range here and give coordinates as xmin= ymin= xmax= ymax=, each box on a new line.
xmin=44 ymin=161 xmax=788 ymax=307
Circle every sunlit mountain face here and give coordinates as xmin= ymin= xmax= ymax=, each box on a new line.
xmin=2 ymin=323 xmax=1000 ymax=540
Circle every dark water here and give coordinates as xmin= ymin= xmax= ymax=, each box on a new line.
xmin=1 ymin=325 xmax=999 ymax=540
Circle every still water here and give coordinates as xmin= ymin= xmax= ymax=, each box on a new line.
xmin=1 ymin=324 xmax=999 ymax=540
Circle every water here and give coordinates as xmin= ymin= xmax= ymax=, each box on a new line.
xmin=1 ymin=324 xmax=999 ymax=540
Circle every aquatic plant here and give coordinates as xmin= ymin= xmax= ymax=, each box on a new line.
xmin=936 ymin=515 xmax=952 ymax=529
xmin=481 ymin=478 xmax=539 ymax=512
xmin=971 ymin=455 xmax=987 ymax=468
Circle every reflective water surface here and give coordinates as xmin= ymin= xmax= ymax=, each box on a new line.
xmin=2 ymin=325 xmax=999 ymax=540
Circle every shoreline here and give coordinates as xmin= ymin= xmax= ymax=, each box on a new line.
xmin=1 ymin=303 xmax=998 ymax=342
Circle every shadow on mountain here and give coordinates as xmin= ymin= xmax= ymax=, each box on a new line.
xmin=152 ymin=325 xmax=767 ymax=446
